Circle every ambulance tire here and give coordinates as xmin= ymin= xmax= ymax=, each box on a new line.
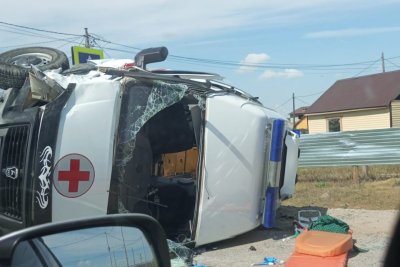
xmin=0 ymin=47 xmax=69 ymax=89
xmin=0 ymin=62 xmax=28 ymax=90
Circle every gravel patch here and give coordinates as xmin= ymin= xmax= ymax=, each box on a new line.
xmin=193 ymin=207 xmax=399 ymax=267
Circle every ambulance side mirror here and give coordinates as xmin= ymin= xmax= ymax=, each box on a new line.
xmin=134 ymin=47 xmax=168 ymax=70
xmin=0 ymin=214 xmax=171 ymax=267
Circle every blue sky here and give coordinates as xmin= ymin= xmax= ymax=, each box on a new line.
xmin=42 ymin=226 xmax=155 ymax=267
xmin=1 ymin=0 xmax=400 ymax=115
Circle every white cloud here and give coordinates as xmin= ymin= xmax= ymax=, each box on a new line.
xmin=238 ymin=53 xmax=270 ymax=73
xmin=304 ymin=26 xmax=400 ymax=39
xmin=78 ymin=260 xmax=91 ymax=267
xmin=260 ymin=69 xmax=303 ymax=80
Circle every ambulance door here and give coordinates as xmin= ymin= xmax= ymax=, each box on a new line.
xmin=280 ymin=131 xmax=300 ymax=198
xmin=193 ymin=95 xmax=267 ymax=246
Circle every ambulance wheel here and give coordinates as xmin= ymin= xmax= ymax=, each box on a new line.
xmin=0 ymin=62 xmax=28 ymax=89
xmin=0 ymin=47 xmax=69 ymax=89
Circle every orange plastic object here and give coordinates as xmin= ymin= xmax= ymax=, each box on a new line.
xmin=295 ymin=230 xmax=353 ymax=257
xmin=285 ymin=252 xmax=348 ymax=267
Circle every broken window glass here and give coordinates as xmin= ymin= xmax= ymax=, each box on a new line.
xmin=112 ymin=78 xmax=205 ymax=217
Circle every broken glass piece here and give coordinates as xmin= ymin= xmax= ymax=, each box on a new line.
xmin=193 ymin=94 xmax=206 ymax=110
xmin=117 ymin=80 xmax=188 ymax=167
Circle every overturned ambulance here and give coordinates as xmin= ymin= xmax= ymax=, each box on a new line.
xmin=0 ymin=46 xmax=299 ymax=246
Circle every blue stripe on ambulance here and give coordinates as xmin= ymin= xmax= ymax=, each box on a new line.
xmin=263 ymin=119 xmax=285 ymax=228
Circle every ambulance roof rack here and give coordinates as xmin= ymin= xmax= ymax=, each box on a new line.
xmin=150 ymin=70 xmax=223 ymax=81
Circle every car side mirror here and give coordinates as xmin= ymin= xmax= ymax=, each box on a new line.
xmin=0 ymin=214 xmax=171 ymax=267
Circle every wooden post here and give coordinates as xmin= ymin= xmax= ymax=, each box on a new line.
xmin=352 ymin=166 xmax=360 ymax=183
xmin=359 ymin=165 xmax=368 ymax=180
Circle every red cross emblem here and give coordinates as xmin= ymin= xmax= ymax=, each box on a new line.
xmin=58 ymin=159 xmax=90 ymax=192
xmin=54 ymin=154 xmax=95 ymax=198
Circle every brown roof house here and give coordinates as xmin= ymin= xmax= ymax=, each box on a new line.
xmin=306 ymin=70 xmax=400 ymax=134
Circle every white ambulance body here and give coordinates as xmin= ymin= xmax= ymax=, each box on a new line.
xmin=0 ymin=47 xmax=299 ymax=246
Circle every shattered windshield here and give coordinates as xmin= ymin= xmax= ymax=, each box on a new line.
xmin=116 ymin=79 xmax=189 ymax=167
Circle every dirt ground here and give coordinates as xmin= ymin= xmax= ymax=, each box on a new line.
xmin=193 ymin=206 xmax=399 ymax=267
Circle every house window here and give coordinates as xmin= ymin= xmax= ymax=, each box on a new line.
xmin=327 ymin=118 xmax=341 ymax=132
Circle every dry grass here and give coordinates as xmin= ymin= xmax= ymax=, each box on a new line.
xmin=283 ymin=177 xmax=400 ymax=210
xmin=297 ymin=165 xmax=400 ymax=182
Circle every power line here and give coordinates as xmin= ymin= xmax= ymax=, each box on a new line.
xmin=92 ymin=39 xmax=112 ymax=58
xmin=0 ymin=27 xmax=75 ymax=43
xmin=93 ymin=37 xmax=141 ymax=51
xmin=296 ymin=90 xmax=325 ymax=98
xmin=96 ymin=46 xmax=135 ymax=55
xmin=168 ymin=54 xmax=379 ymax=68
xmin=295 ymin=97 xmax=310 ymax=106
xmin=167 ymin=56 xmax=374 ymax=70
xmin=352 ymin=58 xmax=381 ymax=77
xmin=91 ymin=32 xmax=395 ymax=72
xmin=0 ymin=27 xmax=52 ymax=39
xmin=387 ymin=55 xmax=400 ymax=60
xmin=2 ymin=21 xmax=400 ymax=74
xmin=0 ymin=24 xmax=84 ymax=50
xmin=49 ymin=232 xmax=105 ymax=249
xmin=0 ymin=21 xmax=82 ymax=37
xmin=386 ymin=59 xmax=400 ymax=68
xmin=0 ymin=23 xmax=75 ymax=40
xmin=0 ymin=36 xmax=82 ymax=49
xmin=56 ymin=37 xmax=84 ymax=49
xmin=274 ymin=97 xmax=292 ymax=109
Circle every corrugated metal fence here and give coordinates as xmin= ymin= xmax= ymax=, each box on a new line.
xmin=298 ymin=128 xmax=400 ymax=167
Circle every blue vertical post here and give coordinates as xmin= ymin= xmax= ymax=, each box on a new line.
xmin=263 ymin=119 xmax=285 ymax=228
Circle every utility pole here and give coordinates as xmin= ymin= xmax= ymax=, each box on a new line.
xmin=292 ymin=92 xmax=296 ymax=128
xmin=141 ymin=237 xmax=148 ymax=267
xmin=113 ymin=252 xmax=117 ymax=267
xmin=105 ymin=233 xmax=113 ymax=267
xmin=131 ymin=248 xmax=136 ymax=265
xmin=84 ymin=28 xmax=90 ymax=48
xmin=381 ymin=52 xmax=386 ymax=73
xmin=120 ymin=227 xmax=130 ymax=267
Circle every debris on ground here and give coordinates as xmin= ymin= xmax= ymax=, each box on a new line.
xmin=251 ymin=257 xmax=285 ymax=266
xmin=168 ymin=239 xmax=194 ymax=267
xmin=193 ymin=208 xmax=399 ymax=267
xmin=308 ymin=215 xmax=349 ymax=234
xmin=281 ymin=235 xmax=296 ymax=242
xmin=285 ymin=214 xmax=353 ymax=267
xmin=194 ymin=247 xmax=207 ymax=255
xmin=293 ymin=209 xmax=321 ymax=234
xmin=249 ymin=245 xmax=257 ymax=251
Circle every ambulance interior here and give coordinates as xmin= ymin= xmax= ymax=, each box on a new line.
xmin=119 ymin=95 xmax=202 ymax=241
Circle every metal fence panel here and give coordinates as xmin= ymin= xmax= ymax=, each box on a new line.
xmin=298 ymin=128 xmax=400 ymax=167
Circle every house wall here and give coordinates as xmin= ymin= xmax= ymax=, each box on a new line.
xmin=308 ymin=117 xmax=326 ymax=133
xmin=308 ymin=107 xmax=390 ymax=134
xmin=295 ymin=117 xmax=308 ymax=130
xmin=391 ymin=100 xmax=400 ymax=128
